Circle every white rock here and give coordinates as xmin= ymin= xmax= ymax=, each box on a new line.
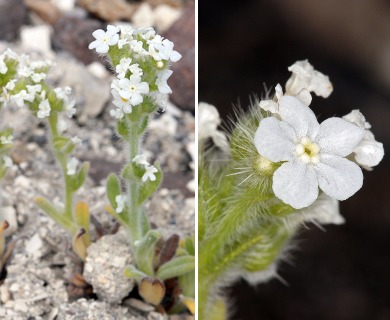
xmin=0 ymin=284 xmax=10 ymax=303
xmin=83 ymin=230 xmax=135 ymax=304
xmin=21 ymin=25 xmax=52 ymax=55
xmin=132 ymin=3 xmax=154 ymax=28
xmin=0 ymin=206 xmax=17 ymax=237
xmin=14 ymin=176 xmax=31 ymax=189
xmin=51 ymin=0 xmax=75 ymax=11
xmin=87 ymin=62 xmax=109 ymax=79
xmin=25 ymin=234 xmax=43 ymax=256
xmin=50 ymin=57 xmax=111 ymax=122
xmin=153 ymin=5 xmax=181 ymax=33
xmin=149 ymin=113 xmax=177 ymax=136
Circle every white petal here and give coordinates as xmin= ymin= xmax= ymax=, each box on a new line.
xmin=170 ymin=51 xmax=182 ymax=62
xmin=96 ymin=44 xmax=109 ymax=54
xmin=108 ymin=34 xmax=119 ymax=46
xmin=343 ymin=109 xmax=371 ymax=129
xmin=137 ymin=82 xmax=149 ymax=94
xmin=296 ymin=89 xmax=312 ymax=106
xmin=158 ymin=82 xmax=172 ymax=94
xmin=318 ymin=117 xmax=364 ymax=157
xmin=119 ymin=90 xmax=131 ymax=100
xmin=88 ymin=40 xmax=98 ymax=50
xmin=254 ymin=117 xmax=296 ymax=162
xmin=92 ymin=29 xmax=105 ymax=39
xmin=278 ymin=96 xmax=319 ymax=140
xmin=130 ymin=93 xmax=143 ymax=105
xmin=353 ymin=131 xmax=384 ymax=168
xmin=315 ymin=155 xmax=363 ymax=201
xmin=273 ymin=160 xmax=319 ymax=209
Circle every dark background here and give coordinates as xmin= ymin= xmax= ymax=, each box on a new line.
xmin=199 ymin=1 xmax=390 ymax=319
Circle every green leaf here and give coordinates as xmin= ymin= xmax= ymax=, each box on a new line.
xmin=135 ymin=230 xmax=162 ymax=276
xmin=124 ymin=265 xmax=147 ymax=280
xmin=138 ymin=162 xmax=162 ymax=205
xmin=157 ymin=255 xmax=195 ymax=280
xmin=184 ymin=237 xmax=195 ymax=256
xmin=34 ymin=197 xmax=78 ymax=234
xmin=70 ymin=162 xmax=89 ymax=191
xmin=106 ymin=173 xmax=122 ymax=209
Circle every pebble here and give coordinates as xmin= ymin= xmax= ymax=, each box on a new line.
xmin=154 ymin=5 xmax=181 ymax=33
xmin=164 ymin=5 xmax=195 ymax=111
xmin=83 ymin=230 xmax=136 ymax=304
xmin=25 ymin=233 xmax=43 ymax=256
xmin=132 ymin=3 xmax=155 ymax=28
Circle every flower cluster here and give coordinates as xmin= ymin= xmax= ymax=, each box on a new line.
xmin=255 ymin=60 xmax=384 ymax=209
xmin=89 ymin=25 xmax=181 ymax=118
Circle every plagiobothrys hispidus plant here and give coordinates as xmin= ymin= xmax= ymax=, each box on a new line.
xmin=198 ymin=60 xmax=384 ymax=319
xmin=89 ymin=25 xmax=195 ymax=313
xmin=0 ymin=48 xmax=91 ymax=261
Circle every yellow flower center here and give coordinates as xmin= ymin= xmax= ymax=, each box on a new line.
xmin=129 ymin=85 xmax=136 ymax=92
xmin=295 ymin=137 xmax=320 ymax=164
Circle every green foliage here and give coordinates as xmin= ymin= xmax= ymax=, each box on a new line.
xmin=106 ymin=173 xmax=122 ymax=209
xmin=157 ymin=255 xmax=195 ymax=281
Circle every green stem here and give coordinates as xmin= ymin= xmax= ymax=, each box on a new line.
xmin=124 ymin=116 xmax=145 ymax=243
xmin=48 ymin=113 xmax=74 ymax=222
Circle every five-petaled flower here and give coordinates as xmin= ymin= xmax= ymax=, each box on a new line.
xmin=255 ymin=96 xmax=365 ymax=209
xmin=88 ymin=25 xmax=119 ymax=54
xmin=117 ymin=75 xmax=149 ymax=106
xmin=142 ymin=165 xmax=158 ymax=182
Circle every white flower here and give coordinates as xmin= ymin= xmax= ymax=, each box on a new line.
xmin=64 ymin=100 xmax=76 ymax=118
xmin=111 ymin=78 xmax=120 ymax=91
xmin=11 ymin=90 xmax=35 ymax=107
xmin=129 ymin=64 xmax=143 ymax=77
xmin=0 ymin=135 xmax=13 ymax=144
xmin=88 ymin=25 xmax=119 ymax=54
xmin=116 ymin=58 xmax=132 ymax=79
xmin=296 ymin=193 xmax=344 ymax=226
xmin=111 ymin=89 xmax=132 ymax=114
xmin=66 ymin=157 xmax=79 ymax=176
xmin=31 ymin=73 xmax=46 ymax=83
xmin=54 ymin=87 xmax=71 ymax=100
xmin=117 ymin=75 xmax=149 ymax=106
xmin=142 ymin=165 xmax=158 ymax=182
xmin=18 ymin=65 xmax=33 ymax=78
xmin=154 ymin=39 xmax=182 ymax=62
xmin=129 ymin=40 xmax=147 ymax=55
xmin=254 ymin=96 xmax=365 ymax=209
xmin=57 ymin=118 xmax=68 ymax=133
xmin=285 ymin=60 xmax=333 ymax=98
xmin=110 ymin=108 xmax=124 ymax=119
xmin=343 ymin=110 xmax=384 ymax=170
xmin=71 ymin=136 xmax=82 ymax=145
xmin=260 ymin=84 xmax=312 ymax=115
xmin=0 ymin=56 xmax=7 ymax=74
xmin=198 ymin=102 xmax=229 ymax=150
xmin=132 ymin=154 xmax=149 ymax=166
xmin=115 ymin=195 xmax=126 ymax=213
xmin=118 ymin=38 xmax=129 ymax=49
xmin=119 ymin=25 xmax=134 ymax=37
xmin=5 ymin=80 xmax=16 ymax=91
xmin=37 ymin=99 xmax=51 ymax=118
xmin=26 ymin=84 xmax=42 ymax=96
xmin=2 ymin=156 xmax=13 ymax=168
xmin=156 ymin=69 xmax=173 ymax=94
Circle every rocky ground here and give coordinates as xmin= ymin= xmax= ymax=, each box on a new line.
xmin=0 ymin=0 xmax=195 ymax=319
